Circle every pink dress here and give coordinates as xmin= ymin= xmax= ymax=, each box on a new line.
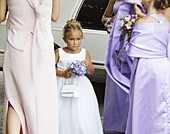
xmin=3 ymin=0 xmax=58 ymax=134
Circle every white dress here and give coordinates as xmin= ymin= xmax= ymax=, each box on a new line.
xmin=56 ymin=48 xmax=103 ymax=134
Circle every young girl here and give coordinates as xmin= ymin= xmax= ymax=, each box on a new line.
xmin=125 ymin=0 xmax=170 ymax=133
xmin=55 ymin=19 xmax=103 ymax=134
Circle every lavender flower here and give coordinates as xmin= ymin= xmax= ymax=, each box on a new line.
xmin=104 ymin=16 xmax=115 ymax=34
xmin=70 ymin=60 xmax=87 ymax=77
xmin=120 ymin=14 xmax=139 ymax=42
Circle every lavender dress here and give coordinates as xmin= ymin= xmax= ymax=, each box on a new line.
xmin=103 ymin=0 xmax=145 ymax=132
xmin=125 ymin=14 xmax=170 ymax=134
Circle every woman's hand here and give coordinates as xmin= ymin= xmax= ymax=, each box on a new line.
xmin=133 ymin=3 xmax=146 ymax=18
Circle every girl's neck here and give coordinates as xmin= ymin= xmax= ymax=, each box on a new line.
xmin=63 ymin=47 xmax=81 ymax=54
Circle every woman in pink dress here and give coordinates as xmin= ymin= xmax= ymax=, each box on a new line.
xmin=0 ymin=0 xmax=60 ymax=134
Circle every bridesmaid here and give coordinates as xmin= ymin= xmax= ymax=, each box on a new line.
xmin=0 ymin=0 xmax=60 ymax=134
xmin=102 ymin=0 xmax=145 ymax=133
xmin=125 ymin=0 xmax=170 ymax=133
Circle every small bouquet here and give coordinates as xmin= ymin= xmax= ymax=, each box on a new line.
xmin=104 ymin=16 xmax=115 ymax=34
xmin=120 ymin=14 xmax=139 ymax=42
xmin=69 ymin=60 xmax=87 ymax=77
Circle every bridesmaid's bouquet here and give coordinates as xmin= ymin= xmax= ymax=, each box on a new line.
xmin=104 ymin=16 xmax=115 ymax=34
xmin=69 ymin=60 xmax=86 ymax=77
xmin=120 ymin=14 xmax=139 ymax=42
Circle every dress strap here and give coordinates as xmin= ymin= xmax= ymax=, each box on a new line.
xmin=58 ymin=48 xmax=64 ymax=58
xmin=80 ymin=48 xmax=86 ymax=60
xmin=147 ymin=14 xmax=165 ymax=23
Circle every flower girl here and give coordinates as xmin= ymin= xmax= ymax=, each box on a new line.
xmin=55 ymin=19 xmax=103 ymax=134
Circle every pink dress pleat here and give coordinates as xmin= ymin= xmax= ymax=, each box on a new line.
xmin=3 ymin=0 xmax=58 ymax=133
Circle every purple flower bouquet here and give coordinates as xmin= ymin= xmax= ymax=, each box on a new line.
xmin=104 ymin=16 xmax=115 ymax=34
xmin=120 ymin=14 xmax=139 ymax=42
xmin=69 ymin=60 xmax=87 ymax=77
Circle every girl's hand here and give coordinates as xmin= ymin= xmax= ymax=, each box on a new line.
xmin=63 ymin=70 xmax=71 ymax=78
xmin=81 ymin=60 xmax=89 ymax=68
xmin=133 ymin=3 xmax=146 ymax=18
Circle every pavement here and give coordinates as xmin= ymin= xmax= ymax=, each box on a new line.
xmin=0 ymin=71 xmax=124 ymax=134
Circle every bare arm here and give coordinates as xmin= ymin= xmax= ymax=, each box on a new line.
xmin=133 ymin=3 xmax=146 ymax=18
xmin=55 ymin=49 xmax=71 ymax=78
xmin=102 ymin=0 xmax=116 ymax=23
xmin=51 ymin=0 xmax=60 ymax=22
xmin=0 ymin=0 xmax=7 ymax=23
xmin=161 ymin=7 xmax=170 ymax=20
xmin=103 ymin=0 xmax=116 ymax=17
xmin=82 ymin=50 xmax=95 ymax=75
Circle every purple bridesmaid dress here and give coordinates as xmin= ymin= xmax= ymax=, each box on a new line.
xmin=126 ymin=14 xmax=170 ymax=134
xmin=103 ymin=0 xmax=145 ymax=132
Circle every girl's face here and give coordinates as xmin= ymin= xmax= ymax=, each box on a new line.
xmin=63 ymin=30 xmax=82 ymax=52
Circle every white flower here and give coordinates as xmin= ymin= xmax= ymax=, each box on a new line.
xmin=125 ymin=14 xmax=131 ymax=21
xmin=120 ymin=20 xmax=125 ymax=27
xmin=125 ymin=23 xmax=131 ymax=30
xmin=71 ymin=64 xmax=74 ymax=68
xmin=81 ymin=66 xmax=85 ymax=70
xmin=74 ymin=61 xmax=77 ymax=63
xmin=128 ymin=21 xmax=132 ymax=26
xmin=131 ymin=19 xmax=136 ymax=23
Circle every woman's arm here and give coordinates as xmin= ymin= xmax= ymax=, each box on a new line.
xmin=101 ymin=0 xmax=116 ymax=23
xmin=0 ymin=0 xmax=7 ymax=23
xmin=103 ymin=0 xmax=116 ymax=17
xmin=51 ymin=0 xmax=60 ymax=22
xmin=161 ymin=7 xmax=170 ymax=20
xmin=133 ymin=3 xmax=146 ymax=18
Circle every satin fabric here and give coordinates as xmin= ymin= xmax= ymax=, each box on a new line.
xmin=3 ymin=0 xmax=58 ymax=133
xmin=125 ymin=15 xmax=170 ymax=134
xmin=105 ymin=0 xmax=145 ymax=93
xmin=103 ymin=0 xmax=145 ymax=132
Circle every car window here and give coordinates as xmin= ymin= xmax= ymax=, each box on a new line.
xmin=76 ymin=0 xmax=109 ymax=30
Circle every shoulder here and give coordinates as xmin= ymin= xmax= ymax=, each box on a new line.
xmin=163 ymin=16 xmax=169 ymax=23
xmin=135 ymin=16 xmax=155 ymax=24
xmin=136 ymin=14 xmax=169 ymax=24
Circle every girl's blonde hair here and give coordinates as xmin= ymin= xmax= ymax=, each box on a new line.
xmin=62 ymin=19 xmax=84 ymax=38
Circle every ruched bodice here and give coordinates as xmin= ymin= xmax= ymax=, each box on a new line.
xmin=125 ymin=14 xmax=170 ymax=134
xmin=127 ymin=23 xmax=169 ymax=58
